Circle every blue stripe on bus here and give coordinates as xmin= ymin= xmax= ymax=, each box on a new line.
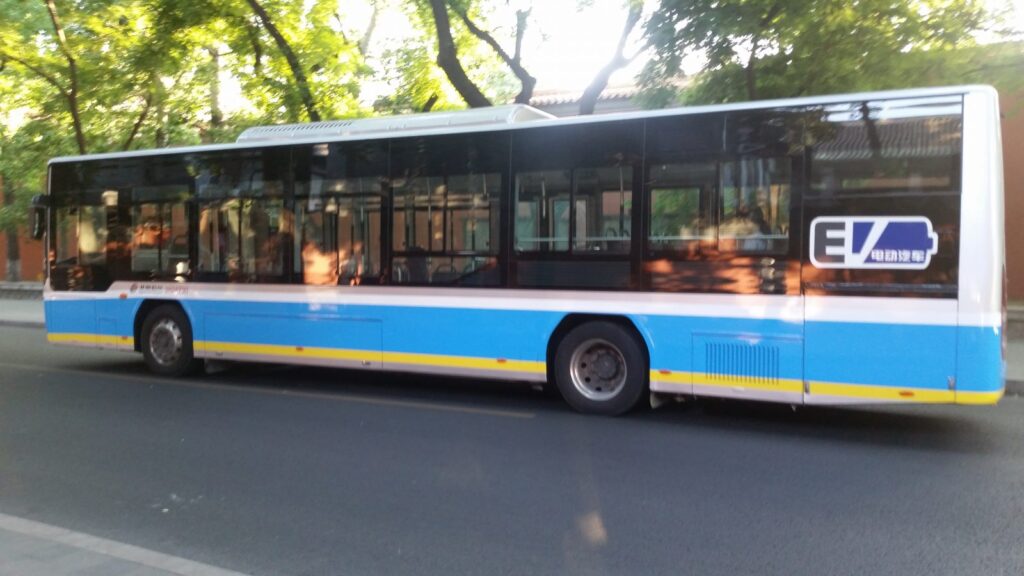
xmin=44 ymin=297 xmax=1003 ymax=394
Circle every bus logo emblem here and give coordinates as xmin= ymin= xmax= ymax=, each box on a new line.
xmin=810 ymin=216 xmax=938 ymax=270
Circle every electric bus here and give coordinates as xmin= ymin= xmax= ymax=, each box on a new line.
xmin=32 ymin=85 xmax=1005 ymax=415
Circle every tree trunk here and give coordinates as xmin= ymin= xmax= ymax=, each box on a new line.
xmin=578 ymin=4 xmax=642 ymax=116
xmin=452 ymin=6 xmax=535 ymax=104
xmin=1 ymin=174 xmax=21 ymax=282
xmin=44 ymin=0 xmax=86 ymax=153
xmin=427 ymin=0 xmax=491 ymax=108
xmin=245 ymin=0 xmax=322 ymax=122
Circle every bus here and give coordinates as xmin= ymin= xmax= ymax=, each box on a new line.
xmin=32 ymin=85 xmax=1005 ymax=415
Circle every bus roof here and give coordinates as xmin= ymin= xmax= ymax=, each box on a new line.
xmin=47 ymin=84 xmax=994 ymax=165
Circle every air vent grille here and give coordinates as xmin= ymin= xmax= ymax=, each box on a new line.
xmin=704 ymin=341 xmax=780 ymax=385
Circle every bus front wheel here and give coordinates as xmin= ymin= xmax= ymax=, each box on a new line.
xmin=553 ymin=321 xmax=647 ymax=415
xmin=141 ymin=305 xmax=201 ymax=377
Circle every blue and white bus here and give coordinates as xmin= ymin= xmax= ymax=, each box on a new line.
xmin=32 ymin=85 xmax=1005 ymax=415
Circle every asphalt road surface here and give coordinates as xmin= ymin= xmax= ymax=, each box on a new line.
xmin=0 ymin=325 xmax=1022 ymax=576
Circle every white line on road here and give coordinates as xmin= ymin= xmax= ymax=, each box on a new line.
xmin=0 ymin=511 xmax=250 ymax=576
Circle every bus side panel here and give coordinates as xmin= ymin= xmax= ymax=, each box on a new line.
xmin=95 ymin=297 xmax=135 ymax=351
xmin=640 ymin=313 xmax=803 ymax=403
xmin=804 ymin=297 xmax=959 ymax=403
xmin=955 ymin=327 xmax=1003 ymax=403
xmin=44 ymin=297 xmax=97 ymax=347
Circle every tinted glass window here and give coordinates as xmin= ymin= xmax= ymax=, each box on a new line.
xmin=390 ymin=134 xmax=506 ymax=286
xmin=294 ymin=141 xmax=387 ymax=286
xmin=807 ymin=97 xmax=961 ymax=198
xmin=192 ymin=149 xmax=290 ymax=282
xmin=130 ymin=186 xmax=189 ymax=277
xmin=802 ymin=96 xmax=962 ymax=296
xmin=718 ymin=158 xmax=790 ymax=254
xmin=647 ymin=158 xmax=791 ymax=257
xmin=515 ymin=170 xmax=570 ymax=252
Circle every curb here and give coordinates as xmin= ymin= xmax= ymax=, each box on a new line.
xmin=1005 ymin=380 xmax=1024 ymax=397
xmin=0 ymin=320 xmax=44 ymax=329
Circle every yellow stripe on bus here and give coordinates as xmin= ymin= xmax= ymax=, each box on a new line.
xmin=47 ymin=332 xmax=134 ymax=347
xmin=46 ymin=333 xmax=1003 ymax=405
xmin=649 ymin=370 xmax=803 ymax=393
xmin=651 ymin=369 xmax=1004 ymax=405
xmin=197 ymin=340 xmax=547 ymax=375
xmin=808 ymin=381 xmax=956 ymax=403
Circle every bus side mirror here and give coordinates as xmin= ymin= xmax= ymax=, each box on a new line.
xmin=30 ymin=195 xmax=48 ymax=240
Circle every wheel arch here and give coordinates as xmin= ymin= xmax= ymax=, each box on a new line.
xmin=132 ymin=299 xmax=193 ymax=352
xmin=545 ymin=313 xmax=652 ymax=382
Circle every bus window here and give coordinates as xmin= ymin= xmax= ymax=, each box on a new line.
xmin=193 ymin=150 xmax=287 ymax=282
xmin=130 ymin=186 xmax=189 ymax=277
xmin=447 ymin=173 xmax=499 ymax=253
xmin=648 ymin=162 xmax=717 ymax=254
xmin=515 ymin=170 xmax=570 ymax=252
xmin=803 ymin=96 xmax=962 ymax=296
xmin=573 ymin=167 xmax=632 ymax=254
xmin=719 ymin=158 xmax=791 ymax=254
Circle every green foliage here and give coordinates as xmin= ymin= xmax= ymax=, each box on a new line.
xmin=374 ymin=0 xmax=520 ymax=113
xmin=640 ymin=0 xmax=1018 ymax=106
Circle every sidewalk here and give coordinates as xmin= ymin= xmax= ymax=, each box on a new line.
xmin=0 ymin=299 xmax=45 ymax=328
xmin=0 ymin=512 xmax=247 ymax=576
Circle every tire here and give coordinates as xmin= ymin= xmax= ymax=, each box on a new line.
xmin=140 ymin=304 xmax=202 ymax=377
xmin=553 ymin=321 xmax=647 ymax=416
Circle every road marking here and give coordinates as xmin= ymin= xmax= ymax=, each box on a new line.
xmin=0 ymin=361 xmax=536 ymax=420
xmin=0 ymin=511 xmax=250 ymax=576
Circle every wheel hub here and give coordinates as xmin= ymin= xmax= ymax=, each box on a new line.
xmin=149 ymin=319 xmax=183 ymax=366
xmin=569 ymin=338 xmax=628 ymax=402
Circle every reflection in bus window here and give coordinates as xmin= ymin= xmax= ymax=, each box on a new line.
xmin=130 ymin=186 xmax=189 ymax=277
xmin=574 ymin=167 xmax=632 ymax=253
xmin=648 ymin=162 xmax=717 ymax=254
xmin=515 ymin=171 xmax=571 ymax=252
xmin=719 ymin=158 xmax=790 ymax=254
xmin=391 ymin=172 xmax=500 ymax=285
xmin=296 ymin=181 xmax=383 ymax=286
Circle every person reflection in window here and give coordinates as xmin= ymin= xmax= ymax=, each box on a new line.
xmin=302 ymin=240 xmax=338 ymax=286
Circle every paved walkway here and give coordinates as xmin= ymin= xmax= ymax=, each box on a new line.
xmin=0 ymin=512 xmax=247 ymax=576
xmin=0 ymin=299 xmax=45 ymax=327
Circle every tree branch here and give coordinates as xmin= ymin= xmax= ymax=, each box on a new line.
xmin=358 ymin=2 xmax=379 ymax=55
xmin=745 ymin=2 xmax=783 ymax=101
xmin=451 ymin=5 xmax=535 ymax=104
xmin=0 ymin=51 xmax=68 ymax=97
xmin=513 ymin=8 xmax=529 ymax=64
xmin=43 ymin=0 xmax=86 ymax=153
xmin=122 ymin=92 xmax=153 ymax=150
xmin=427 ymin=0 xmax=491 ymax=108
xmin=578 ymin=3 xmax=642 ymax=115
xmin=244 ymin=0 xmax=322 ymax=121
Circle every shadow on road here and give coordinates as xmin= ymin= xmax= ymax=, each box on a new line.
xmin=39 ymin=352 xmax=1007 ymax=456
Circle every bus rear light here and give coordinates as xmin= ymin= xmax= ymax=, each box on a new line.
xmin=658 ymin=370 xmax=671 ymax=375
xmin=899 ymin=391 xmax=914 ymax=398
xmin=496 ymin=358 xmax=507 ymax=364
xmin=295 ymin=346 xmax=304 ymax=352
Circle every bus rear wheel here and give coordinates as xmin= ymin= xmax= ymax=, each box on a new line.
xmin=141 ymin=305 xmax=201 ymax=377
xmin=553 ymin=321 xmax=647 ymax=415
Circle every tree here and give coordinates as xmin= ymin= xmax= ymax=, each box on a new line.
xmin=578 ymin=0 xmax=643 ymax=115
xmin=640 ymin=0 xmax=1002 ymax=105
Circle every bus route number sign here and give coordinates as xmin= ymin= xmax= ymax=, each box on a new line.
xmin=810 ymin=216 xmax=939 ymax=270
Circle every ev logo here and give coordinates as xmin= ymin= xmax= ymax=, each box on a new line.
xmin=810 ymin=216 xmax=938 ymax=270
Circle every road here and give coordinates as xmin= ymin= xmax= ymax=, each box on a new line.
xmin=0 ymin=324 xmax=1022 ymax=576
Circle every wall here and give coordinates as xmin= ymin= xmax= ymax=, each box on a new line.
xmin=1002 ymin=91 xmax=1024 ymax=300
